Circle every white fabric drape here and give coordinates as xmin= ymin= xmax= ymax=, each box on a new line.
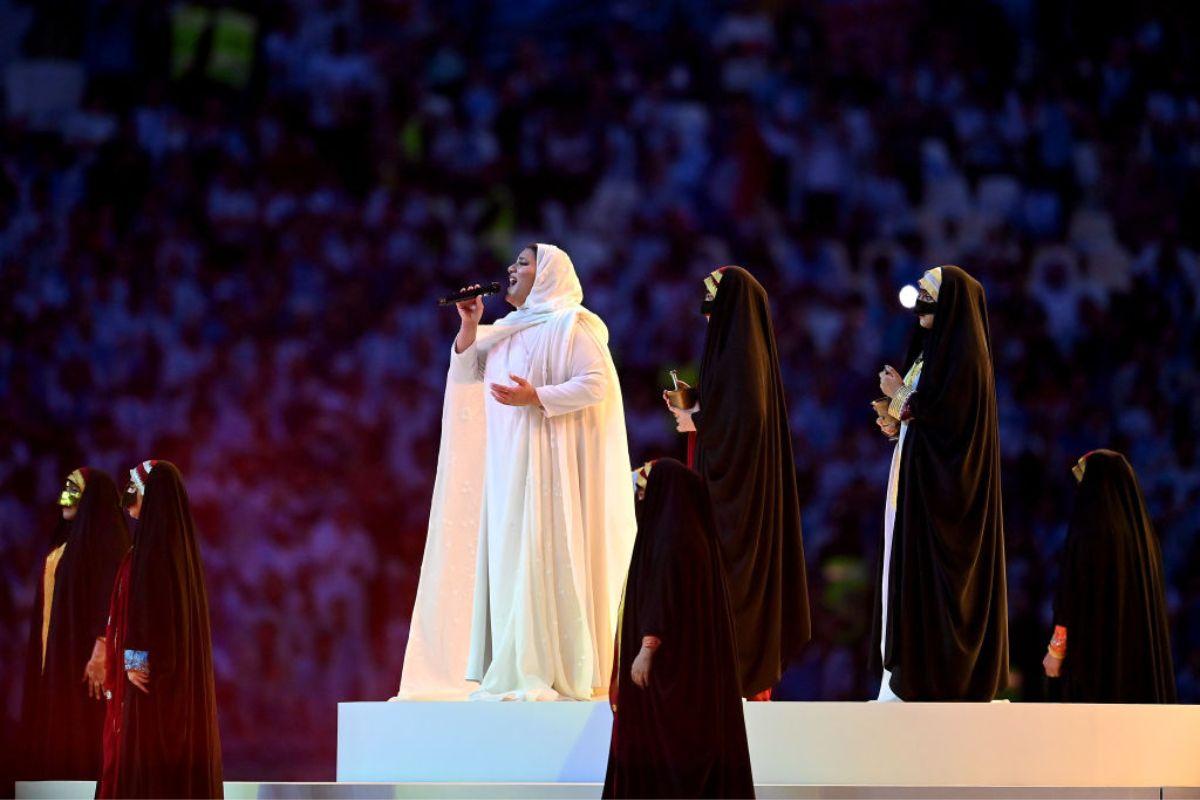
xmin=877 ymin=370 xmax=921 ymax=703
xmin=393 ymin=364 xmax=488 ymax=700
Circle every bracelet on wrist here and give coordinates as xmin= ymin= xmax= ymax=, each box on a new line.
xmin=124 ymin=649 xmax=149 ymax=673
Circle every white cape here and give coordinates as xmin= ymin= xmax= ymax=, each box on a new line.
xmin=393 ymin=346 xmax=490 ymax=700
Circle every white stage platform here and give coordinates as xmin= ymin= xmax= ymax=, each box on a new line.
xmin=15 ymin=783 xmax=1200 ymax=799
xmin=338 ymin=700 xmax=1200 ymax=788
xmin=14 ymin=782 xmax=598 ymax=799
xmin=17 ymin=702 xmax=1200 ymax=799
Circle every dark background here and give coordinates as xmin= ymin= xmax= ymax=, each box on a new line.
xmin=2 ymin=0 xmax=1198 ymax=782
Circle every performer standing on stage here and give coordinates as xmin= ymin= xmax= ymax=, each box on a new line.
xmin=19 ymin=468 xmax=127 ymax=780
xmin=1043 ymin=450 xmax=1176 ymax=702
xmin=604 ymin=458 xmax=754 ymax=799
xmin=664 ymin=266 xmax=810 ymax=700
xmin=98 ymin=461 xmax=223 ymax=798
xmin=442 ymin=243 xmax=635 ymax=701
xmin=873 ymin=265 xmax=1008 ymax=701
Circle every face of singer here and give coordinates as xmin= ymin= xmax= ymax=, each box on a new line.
xmin=126 ymin=493 xmax=143 ymax=520
xmin=918 ymin=288 xmax=936 ymax=329
xmin=506 ymin=247 xmax=536 ymax=308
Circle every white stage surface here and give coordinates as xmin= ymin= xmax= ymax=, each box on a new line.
xmin=18 ymin=702 xmax=1200 ymax=799
xmin=338 ymin=700 xmax=1200 ymax=788
xmin=16 ymin=784 xmax=1200 ymax=799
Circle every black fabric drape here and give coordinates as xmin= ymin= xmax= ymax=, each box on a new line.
xmin=693 ymin=266 xmax=810 ymax=696
xmin=19 ymin=517 xmax=68 ymax=779
xmin=871 ymin=265 xmax=1009 ymax=700
xmin=603 ymin=459 xmax=754 ymax=799
xmin=1052 ymin=450 xmax=1176 ymax=702
xmin=116 ymin=461 xmax=223 ymax=798
xmin=19 ymin=470 xmax=128 ymax=779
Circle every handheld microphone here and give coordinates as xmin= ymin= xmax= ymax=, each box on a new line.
xmin=437 ymin=282 xmax=503 ymax=307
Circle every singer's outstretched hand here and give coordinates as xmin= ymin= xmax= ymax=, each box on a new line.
xmin=491 ymin=375 xmax=542 ymax=408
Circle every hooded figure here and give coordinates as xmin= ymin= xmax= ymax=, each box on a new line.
xmin=603 ymin=458 xmax=754 ymax=799
xmin=1044 ymin=450 xmax=1176 ymax=702
xmin=19 ymin=468 xmax=128 ymax=780
xmin=97 ymin=460 xmax=222 ymax=799
xmin=399 ymin=243 xmax=636 ymax=701
xmin=872 ymin=265 xmax=1009 ymax=701
xmin=687 ymin=266 xmax=810 ymax=698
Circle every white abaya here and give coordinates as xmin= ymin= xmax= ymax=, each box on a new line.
xmin=396 ymin=244 xmax=636 ymax=702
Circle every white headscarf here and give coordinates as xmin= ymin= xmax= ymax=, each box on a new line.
xmin=493 ymin=243 xmax=583 ymax=329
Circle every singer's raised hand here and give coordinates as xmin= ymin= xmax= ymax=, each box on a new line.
xmin=454 ymin=285 xmax=485 ymax=353
xmin=455 ymin=285 xmax=485 ymax=326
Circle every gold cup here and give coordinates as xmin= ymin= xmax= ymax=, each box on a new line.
xmin=666 ymin=369 xmax=698 ymax=410
xmin=666 ymin=386 xmax=698 ymax=410
xmin=872 ymin=397 xmax=899 ymax=442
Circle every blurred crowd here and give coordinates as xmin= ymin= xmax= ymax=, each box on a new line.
xmin=2 ymin=0 xmax=1199 ymax=780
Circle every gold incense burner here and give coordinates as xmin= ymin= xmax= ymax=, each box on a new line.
xmin=665 ymin=370 xmax=698 ymax=410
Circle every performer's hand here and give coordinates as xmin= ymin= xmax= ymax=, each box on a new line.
xmin=83 ymin=639 xmax=106 ymax=699
xmin=876 ymin=416 xmax=900 ymax=438
xmin=127 ymin=668 xmax=150 ymax=694
xmin=490 ymin=375 xmax=542 ymax=407
xmin=879 ymin=365 xmax=904 ymax=398
xmin=630 ymin=646 xmax=653 ymax=688
xmin=662 ymin=391 xmax=699 ymax=433
xmin=1042 ymin=651 xmax=1063 ymax=678
xmin=455 ymin=285 xmax=485 ymax=326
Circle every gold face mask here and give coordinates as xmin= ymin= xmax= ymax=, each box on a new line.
xmin=700 ymin=269 xmax=724 ymax=314
xmin=1071 ymin=456 xmax=1089 ymax=484
xmin=58 ymin=469 xmax=86 ymax=508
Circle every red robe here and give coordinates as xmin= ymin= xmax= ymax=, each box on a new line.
xmin=97 ymin=552 xmax=131 ymax=799
xmin=95 ymin=462 xmax=223 ymax=799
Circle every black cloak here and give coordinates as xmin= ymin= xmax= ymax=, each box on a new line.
xmin=114 ymin=461 xmax=223 ymax=798
xmin=19 ymin=470 xmax=129 ymax=779
xmin=1052 ymin=450 xmax=1176 ymax=702
xmin=603 ymin=458 xmax=754 ymax=799
xmin=694 ymin=266 xmax=811 ymax=696
xmin=871 ymin=265 xmax=1009 ymax=700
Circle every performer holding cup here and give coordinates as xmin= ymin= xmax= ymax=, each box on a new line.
xmin=663 ymin=266 xmax=810 ymax=700
xmin=872 ymin=266 xmax=1009 ymax=702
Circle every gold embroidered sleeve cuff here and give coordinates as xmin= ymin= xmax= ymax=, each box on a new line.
xmin=889 ymin=385 xmax=915 ymax=420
